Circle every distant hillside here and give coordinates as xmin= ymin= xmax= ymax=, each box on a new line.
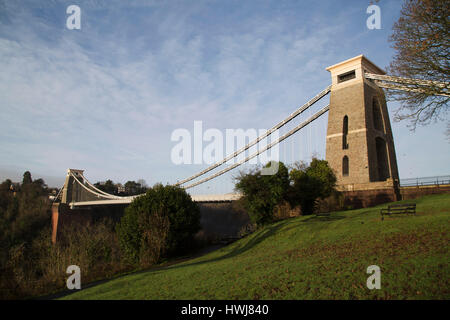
xmin=0 ymin=167 xmax=64 ymax=188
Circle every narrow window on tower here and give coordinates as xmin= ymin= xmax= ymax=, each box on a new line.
xmin=343 ymin=156 xmax=349 ymax=176
xmin=343 ymin=115 xmax=349 ymax=149
xmin=338 ymin=70 xmax=356 ymax=83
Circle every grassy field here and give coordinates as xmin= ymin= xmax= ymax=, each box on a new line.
xmin=62 ymin=193 xmax=449 ymax=300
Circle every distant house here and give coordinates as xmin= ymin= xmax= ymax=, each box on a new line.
xmin=48 ymin=189 xmax=59 ymax=201
xmin=117 ymin=185 xmax=126 ymax=194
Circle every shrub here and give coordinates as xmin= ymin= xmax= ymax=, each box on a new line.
xmin=0 ymin=219 xmax=126 ymax=299
xmin=40 ymin=219 xmax=124 ymax=286
xmin=315 ymin=190 xmax=345 ymax=213
xmin=289 ymin=158 xmax=337 ymax=215
xmin=234 ymin=159 xmax=337 ymax=221
xmin=116 ymin=184 xmax=201 ymax=265
xmin=235 ymin=161 xmax=290 ymax=226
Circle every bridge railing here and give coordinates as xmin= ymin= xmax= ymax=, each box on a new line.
xmin=399 ymin=175 xmax=450 ymax=187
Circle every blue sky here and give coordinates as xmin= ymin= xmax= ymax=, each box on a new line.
xmin=0 ymin=0 xmax=448 ymax=192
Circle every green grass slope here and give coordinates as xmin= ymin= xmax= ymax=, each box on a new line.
xmin=63 ymin=193 xmax=450 ymax=300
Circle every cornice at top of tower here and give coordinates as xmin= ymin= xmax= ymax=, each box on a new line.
xmin=326 ymin=55 xmax=385 ymax=75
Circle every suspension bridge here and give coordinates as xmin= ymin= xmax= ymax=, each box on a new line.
xmin=54 ymin=55 xmax=449 ymax=211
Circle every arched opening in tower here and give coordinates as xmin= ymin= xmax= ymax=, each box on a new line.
xmin=342 ymin=115 xmax=349 ymax=149
xmin=342 ymin=155 xmax=349 ymax=177
xmin=372 ymin=97 xmax=384 ymax=132
xmin=375 ymin=137 xmax=389 ymax=181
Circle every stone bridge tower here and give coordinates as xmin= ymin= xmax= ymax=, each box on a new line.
xmin=325 ymin=55 xmax=399 ymax=194
xmin=61 ymin=169 xmax=85 ymax=204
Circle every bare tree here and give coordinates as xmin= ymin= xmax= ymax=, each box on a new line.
xmin=388 ymin=0 xmax=449 ymax=130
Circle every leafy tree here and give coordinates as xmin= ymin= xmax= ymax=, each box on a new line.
xmin=103 ymin=179 xmax=117 ymax=194
xmin=124 ymin=180 xmax=147 ymax=196
xmin=116 ymin=184 xmax=201 ymax=265
xmin=137 ymin=179 xmax=148 ymax=190
xmin=0 ymin=179 xmax=13 ymax=209
xmin=0 ymin=174 xmax=50 ymax=282
xmin=235 ymin=161 xmax=290 ymax=226
xmin=94 ymin=179 xmax=117 ymax=194
xmin=32 ymin=178 xmax=47 ymax=190
xmin=94 ymin=179 xmax=148 ymax=196
xmin=22 ymin=171 xmax=32 ymax=185
xmin=388 ymin=0 xmax=449 ymax=129
xmin=0 ymin=179 xmax=12 ymax=192
xmin=289 ymin=158 xmax=337 ymax=215
xmin=9 ymin=178 xmax=49 ymax=245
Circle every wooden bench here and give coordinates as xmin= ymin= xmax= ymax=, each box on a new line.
xmin=380 ymin=203 xmax=416 ymax=220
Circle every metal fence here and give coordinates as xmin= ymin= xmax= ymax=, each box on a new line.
xmin=399 ymin=175 xmax=450 ymax=187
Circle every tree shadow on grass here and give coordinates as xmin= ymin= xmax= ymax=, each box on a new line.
xmin=300 ymin=214 xmax=346 ymax=223
xmin=381 ymin=214 xmax=417 ymax=221
xmin=162 ymin=219 xmax=294 ymax=272
xmin=160 ymin=213 xmax=346 ymax=273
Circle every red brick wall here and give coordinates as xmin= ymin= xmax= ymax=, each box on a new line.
xmin=342 ymin=188 xmax=399 ymax=209
xmin=341 ymin=185 xmax=450 ymax=210
xmin=400 ymin=185 xmax=450 ymax=200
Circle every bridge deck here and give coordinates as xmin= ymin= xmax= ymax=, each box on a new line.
xmin=69 ymin=193 xmax=242 ymax=208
